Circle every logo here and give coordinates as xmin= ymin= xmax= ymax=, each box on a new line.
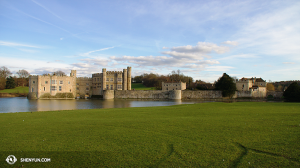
xmin=6 ymin=155 xmax=17 ymax=165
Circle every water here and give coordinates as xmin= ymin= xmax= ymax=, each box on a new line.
xmin=0 ymin=97 xmax=214 ymax=113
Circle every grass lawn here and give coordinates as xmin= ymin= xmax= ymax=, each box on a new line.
xmin=132 ymin=83 xmax=156 ymax=90
xmin=0 ymin=86 xmax=29 ymax=93
xmin=0 ymin=102 xmax=299 ymax=167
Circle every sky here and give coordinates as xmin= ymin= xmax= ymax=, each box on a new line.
xmin=0 ymin=0 xmax=299 ymax=82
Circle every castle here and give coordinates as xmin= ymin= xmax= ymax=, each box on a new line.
xmin=235 ymin=77 xmax=267 ymax=98
xmin=28 ymin=67 xmax=131 ymax=99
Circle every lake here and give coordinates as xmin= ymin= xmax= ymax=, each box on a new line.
xmin=0 ymin=97 xmax=215 ymax=113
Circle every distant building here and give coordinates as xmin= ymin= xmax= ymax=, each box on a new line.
xmin=28 ymin=67 xmax=132 ymax=99
xmin=236 ymin=77 xmax=267 ymax=98
xmin=162 ymin=81 xmax=186 ymax=91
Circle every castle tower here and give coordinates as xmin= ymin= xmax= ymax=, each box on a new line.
xmin=123 ymin=69 xmax=127 ymax=90
xmin=127 ymin=66 xmax=131 ymax=90
xmin=70 ymin=70 xmax=76 ymax=78
xmin=102 ymin=68 xmax=106 ymax=90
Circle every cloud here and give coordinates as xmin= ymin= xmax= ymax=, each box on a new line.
xmin=283 ymin=62 xmax=295 ymax=64
xmin=162 ymin=42 xmax=230 ymax=60
xmin=81 ymin=47 xmax=115 ymax=57
xmin=0 ymin=41 xmax=40 ymax=48
xmin=217 ymin=54 xmax=258 ymax=61
xmin=31 ymin=0 xmax=64 ymax=21
xmin=205 ymin=66 xmax=234 ymax=72
xmin=222 ymin=41 xmax=238 ymax=46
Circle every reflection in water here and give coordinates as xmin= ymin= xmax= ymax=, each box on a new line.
xmin=0 ymin=97 xmax=208 ymax=113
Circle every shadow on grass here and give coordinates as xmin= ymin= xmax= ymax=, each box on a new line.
xmin=230 ymin=142 xmax=300 ymax=167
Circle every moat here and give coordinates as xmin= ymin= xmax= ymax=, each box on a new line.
xmin=0 ymin=97 xmax=216 ymax=113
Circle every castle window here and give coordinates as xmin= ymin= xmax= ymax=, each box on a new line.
xmin=94 ymin=78 xmax=96 ymax=81
xmin=51 ymin=86 xmax=57 ymax=91
xmin=86 ymin=83 xmax=89 ymax=86
xmin=97 ymin=78 xmax=99 ymax=81
xmin=60 ymin=81 xmax=63 ymax=84
xmin=32 ymin=88 xmax=34 ymax=92
xmin=68 ymin=81 xmax=70 ymax=84
xmin=117 ymin=85 xmax=122 ymax=89
xmin=59 ymin=86 xmax=62 ymax=91
xmin=110 ymin=78 xmax=113 ymax=81
xmin=44 ymin=87 xmax=45 ymax=91
xmin=118 ymin=78 xmax=122 ymax=81
xmin=76 ymin=87 xmax=79 ymax=90
xmin=33 ymin=81 xmax=35 ymax=84
xmin=106 ymin=85 xmax=109 ymax=89
xmin=45 ymin=81 xmax=48 ymax=84
xmin=110 ymin=85 xmax=113 ymax=90
xmin=76 ymin=83 xmax=79 ymax=85
xmin=51 ymin=80 xmax=57 ymax=84
xmin=86 ymin=87 xmax=89 ymax=91
xmin=106 ymin=78 xmax=109 ymax=82
xmin=70 ymin=89 xmax=71 ymax=92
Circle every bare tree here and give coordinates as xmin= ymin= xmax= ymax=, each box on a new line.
xmin=53 ymin=70 xmax=66 ymax=76
xmin=0 ymin=66 xmax=12 ymax=78
xmin=17 ymin=69 xmax=30 ymax=78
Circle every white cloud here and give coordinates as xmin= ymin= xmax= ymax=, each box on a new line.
xmin=283 ymin=62 xmax=295 ymax=64
xmin=31 ymin=0 xmax=64 ymax=21
xmin=0 ymin=56 xmax=72 ymax=75
xmin=205 ymin=66 xmax=234 ymax=72
xmin=222 ymin=41 xmax=238 ymax=46
xmin=80 ymin=47 xmax=115 ymax=57
xmin=217 ymin=54 xmax=258 ymax=61
xmin=0 ymin=41 xmax=40 ymax=48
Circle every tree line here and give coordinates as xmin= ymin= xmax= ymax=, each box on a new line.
xmin=0 ymin=66 xmax=31 ymax=90
xmin=133 ymin=70 xmax=194 ymax=90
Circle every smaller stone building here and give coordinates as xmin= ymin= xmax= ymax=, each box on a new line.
xmin=236 ymin=77 xmax=267 ymax=98
xmin=162 ymin=81 xmax=186 ymax=91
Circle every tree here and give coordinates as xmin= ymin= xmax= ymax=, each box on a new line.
xmin=0 ymin=66 xmax=12 ymax=90
xmin=267 ymin=83 xmax=275 ymax=91
xmin=133 ymin=75 xmax=143 ymax=83
xmin=283 ymin=82 xmax=300 ymax=102
xmin=0 ymin=66 xmax=12 ymax=78
xmin=16 ymin=69 xmax=30 ymax=86
xmin=17 ymin=69 xmax=30 ymax=78
xmin=6 ymin=76 xmax=16 ymax=89
xmin=215 ymin=73 xmax=237 ymax=98
xmin=53 ymin=71 xmax=65 ymax=76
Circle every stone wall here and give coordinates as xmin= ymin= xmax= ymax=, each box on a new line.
xmin=181 ymin=90 xmax=222 ymax=99
xmin=267 ymin=91 xmax=283 ymax=98
xmin=114 ymin=90 xmax=170 ymax=99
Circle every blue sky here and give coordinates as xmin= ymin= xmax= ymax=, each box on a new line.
xmin=1 ymin=0 xmax=299 ymax=82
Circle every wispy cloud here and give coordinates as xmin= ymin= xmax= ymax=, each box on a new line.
xmin=31 ymin=0 xmax=64 ymax=21
xmin=11 ymin=7 xmax=72 ymax=34
xmin=217 ymin=54 xmax=258 ymax=61
xmin=283 ymin=62 xmax=295 ymax=64
xmin=222 ymin=41 xmax=238 ymax=46
xmin=81 ymin=47 xmax=115 ymax=57
xmin=0 ymin=41 xmax=40 ymax=48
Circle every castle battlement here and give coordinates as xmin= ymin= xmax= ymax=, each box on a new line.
xmin=77 ymin=77 xmax=92 ymax=80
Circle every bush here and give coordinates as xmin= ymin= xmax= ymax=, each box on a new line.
xmin=267 ymin=95 xmax=274 ymax=99
xmin=215 ymin=73 xmax=237 ymax=98
xmin=283 ymin=82 xmax=300 ymax=102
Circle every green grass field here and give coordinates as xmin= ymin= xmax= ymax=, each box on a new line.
xmin=0 ymin=86 xmax=29 ymax=93
xmin=132 ymin=83 xmax=156 ymax=90
xmin=0 ymin=102 xmax=299 ymax=167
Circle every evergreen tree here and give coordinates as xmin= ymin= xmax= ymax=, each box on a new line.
xmin=5 ymin=76 xmax=16 ymax=89
xmin=283 ymin=82 xmax=300 ymax=102
xmin=215 ymin=73 xmax=237 ymax=98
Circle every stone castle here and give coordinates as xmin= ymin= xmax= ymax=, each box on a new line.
xmin=28 ymin=67 xmax=131 ymax=99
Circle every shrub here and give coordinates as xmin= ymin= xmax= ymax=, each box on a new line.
xmin=283 ymin=82 xmax=300 ymax=102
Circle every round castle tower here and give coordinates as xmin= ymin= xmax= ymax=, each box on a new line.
xmin=127 ymin=67 xmax=131 ymax=90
